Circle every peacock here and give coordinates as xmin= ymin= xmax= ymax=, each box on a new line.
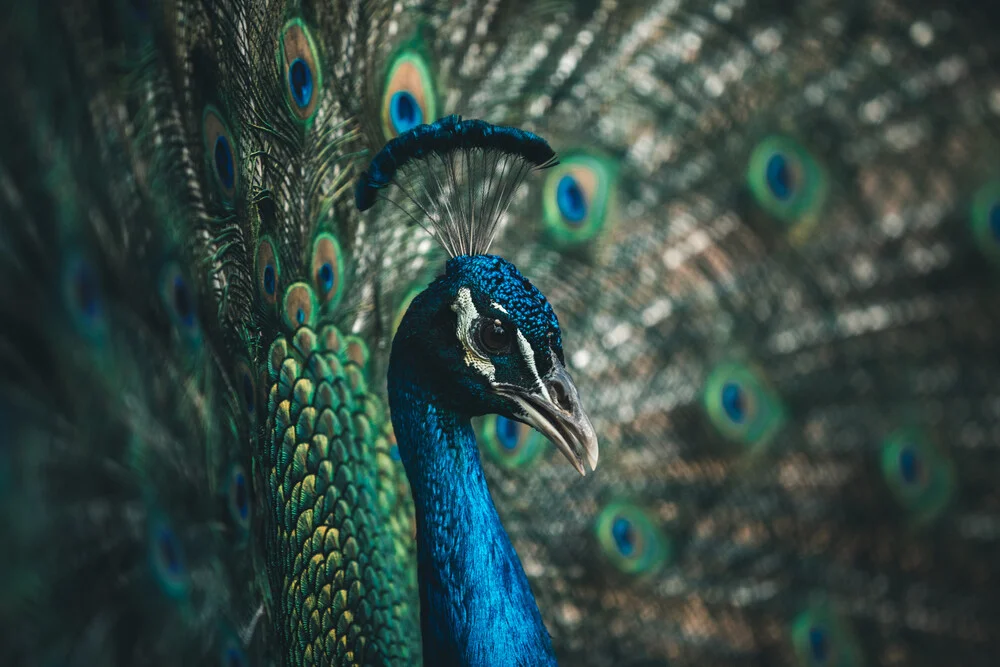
xmin=2 ymin=0 xmax=1000 ymax=666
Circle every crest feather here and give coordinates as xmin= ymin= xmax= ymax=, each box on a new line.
xmin=355 ymin=116 xmax=558 ymax=257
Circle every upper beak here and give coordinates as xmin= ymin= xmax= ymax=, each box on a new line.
xmin=498 ymin=362 xmax=599 ymax=476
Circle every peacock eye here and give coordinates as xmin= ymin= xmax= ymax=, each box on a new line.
xmin=477 ymin=318 xmax=512 ymax=355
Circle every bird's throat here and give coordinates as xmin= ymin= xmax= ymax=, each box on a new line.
xmin=387 ymin=361 xmax=557 ymax=666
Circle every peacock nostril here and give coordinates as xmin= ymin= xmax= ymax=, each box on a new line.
xmin=547 ymin=377 xmax=572 ymax=413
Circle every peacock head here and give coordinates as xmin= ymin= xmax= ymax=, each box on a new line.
xmin=393 ymin=253 xmax=599 ymax=475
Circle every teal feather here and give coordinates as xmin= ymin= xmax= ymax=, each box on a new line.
xmin=2 ymin=1 xmax=1000 ymax=666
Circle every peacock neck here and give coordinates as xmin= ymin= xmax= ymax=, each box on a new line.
xmin=387 ymin=361 xmax=557 ymax=667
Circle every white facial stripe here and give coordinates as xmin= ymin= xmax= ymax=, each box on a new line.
xmin=516 ymin=329 xmax=550 ymax=403
xmin=491 ymin=301 xmax=509 ymax=315
xmin=452 ymin=287 xmax=496 ymax=381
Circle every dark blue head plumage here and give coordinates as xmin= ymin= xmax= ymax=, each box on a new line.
xmin=389 ymin=252 xmax=596 ymax=474
xmin=358 ymin=116 xmax=595 ymax=473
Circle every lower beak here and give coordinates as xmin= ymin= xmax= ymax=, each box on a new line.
xmin=499 ymin=363 xmax=599 ymax=476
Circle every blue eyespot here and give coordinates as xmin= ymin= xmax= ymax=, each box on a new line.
xmin=221 ymin=636 xmax=248 ymax=667
xmin=229 ymin=465 xmax=251 ymax=526
xmin=288 ymin=57 xmax=314 ymax=109
xmin=791 ymin=607 xmax=862 ymax=667
xmin=64 ymin=256 xmax=107 ymax=341
xmin=765 ymin=153 xmax=793 ymax=201
xmin=611 ymin=516 xmax=636 ymax=557
xmin=382 ymin=51 xmax=436 ymax=139
xmin=720 ymin=382 xmax=745 ymax=424
xmin=556 ymin=174 xmax=588 ymax=224
xmin=478 ymin=414 xmax=544 ymax=469
xmin=158 ymin=526 xmax=182 ymax=574
xmin=808 ymin=626 xmax=828 ymax=663
xmin=880 ymin=429 xmax=954 ymax=525
xmin=68 ymin=258 xmax=102 ymax=322
xmin=161 ymin=265 xmax=200 ymax=341
xmin=390 ymin=91 xmax=423 ymax=134
xmin=281 ymin=282 xmax=317 ymax=330
xmin=542 ymin=153 xmax=617 ymax=246
xmin=495 ymin=416 xmax=521 ymax=451
xmin=173 ymin=275 xmax=195 ymax=328
xmin=747 ymin=136 xmax=827 ymax=230
xmin=203 ymin=107 xmax=237 ymax=199
xmin=214 ymin=135 xmax=235 ymax=191
xmin=970 ymin=182 xmax=1000 ymax=266
xmin=224 ymin=646 xmax=245 ymax=667
xmin=318 ymin=262 xmax=334 ymax=293
xmin=263 ymin=264 xmax=276 ymax=296
xmin=595 ymin=501 xmax=670 ymax=575
xmin=704 ymin=363 xmax=785 ymax=450
xmin=149 ymin=516 xmax=187 ymax=597
xmin=75 ymin=266 xmax=100 ymax=318
xmin=281 ymin=20 xmax=322 ymax=121
xmin=898 ymin=446 xmax=920 ymax=485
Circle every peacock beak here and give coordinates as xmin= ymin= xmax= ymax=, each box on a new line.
xmin=500 ymin=363 xmax=599 ymax=476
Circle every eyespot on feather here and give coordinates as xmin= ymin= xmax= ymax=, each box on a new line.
xmin=542 ymin=153 xmax=617 ymax=247
xmin=880 ymin=428 xmax=954 ymax=525
xmin=790 ymin=605 xmax=863 ymax=667
xmin=220 ymin=631 xmax=248 ymax=667
xmin=160 ymin=263 xmax=200 ymax=342
xmin=970 ymin=180 xmax=1000 ymax=266
xmin=594 ymin=501 xmax=670 ymax=575
xmin=703 ymin=362 xmax=785 ymax=450
xmin=279 ymin=19 xmax=322 ymax=121
xmin=148 ymin=514 xmax=188 ymax=599
xmin=202 ymin=106 xmax=238 ymax=201
xmin=256 ymin=237 xmax=280 ymax=306
xmin=282 ymin=282 xmax=317 ymax=331
xmin=476 ymin=414 xmax=544 ymax=469
xmin=311 ymin=232 xmax=345 ymax=308
xmin=381 ymin=50 xmax=437 ymax=139
xmin=62 ymin=255 xmax=106 ymax=341
xmin=746 ymin=136 xmax=828 ymax=229
xmin=227 ymin=464 xmax=251 ymax=531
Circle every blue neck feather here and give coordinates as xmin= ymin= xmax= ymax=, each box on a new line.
xmin=387 ymin=361 xmax=557 ymax=667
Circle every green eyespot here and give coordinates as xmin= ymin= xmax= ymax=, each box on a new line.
xmin=594 ymin=501 xmax=670 ymax=575
xmin=235 ymin=360 xmax=257 ymax=416
xmin=148 ymin=514 xmax=188 ymax=599
xmin=159 ymin=263 xmax=201 ymax=344
xmin=279 ymin=19 xmax=322 ymax=121
xmin=62 ymin=254 xmax=106 ymax=342
xmin=202 ymin=106 xmax=238 ymax=201
xmin=702 ymin=362 xmax=785 ymax=450
xmin=311 ymin=232 xmax=345 ymax=309
xmin=476 ymin=414 xmax=545 ymax=469
xmin=880 ymin=428 xmax=954 ymax=525
xmin=542 ymin=152 xmax=617 ymax=247
xmin=382 ymin=50 xmax=437 ymax=139
xmin=226 ymin=464 xmax=251 ymax=533
xmin=791 ymin=605 xmax=863 ymax=667
xmin=282 ymin=282 xmax=317 ymax=331
xmin=256 ymin=237 xmax=280 ymax=306
xmin=970 ymin=180 xmax=1000 ymax=266
xmin=747 ymin=136 xmax=827 ymax=231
